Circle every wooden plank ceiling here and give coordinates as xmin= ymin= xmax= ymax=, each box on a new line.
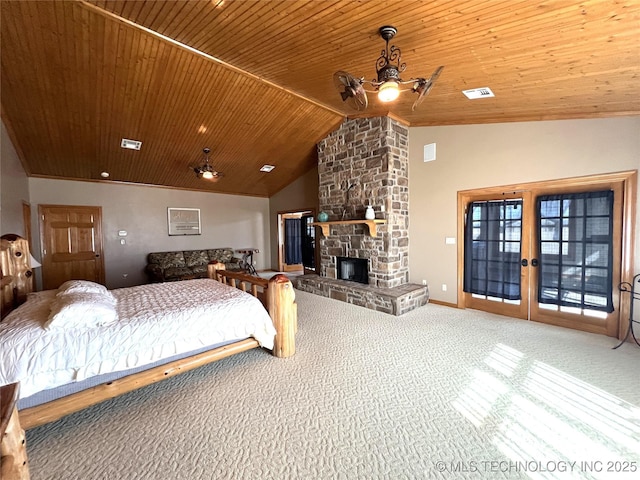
xmin=2 ymin=0 xmax=639 ymax=197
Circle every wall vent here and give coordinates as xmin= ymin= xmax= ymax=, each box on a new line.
xmin=121 ymin=138 xmax=142 ymax=150
xmin=462 ymin=87 xmax=495 ymax=99
xmin=423 ymin=143 xmax=436 ymax=162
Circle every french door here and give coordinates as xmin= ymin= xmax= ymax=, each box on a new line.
xmin=458 ymin=171 xmax=636 ymax=338
xmin=463 ymin=193 xmax=530 ymax=320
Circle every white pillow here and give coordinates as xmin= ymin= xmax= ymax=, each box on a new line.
xmin=57 ymin=280 xmax=113 ymax=299
xmin=45 ymin=292 xmax=118 ymax=330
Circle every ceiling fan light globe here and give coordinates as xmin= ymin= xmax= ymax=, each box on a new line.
xmin=202 ymin=171 xmax=214 ymax=180
xmin=378 ymin=81 xmax=400 ymax=102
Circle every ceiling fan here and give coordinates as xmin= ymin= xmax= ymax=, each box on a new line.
xmin=193 ymin=147 xmax=224 ymax=181
xmin=333 ymin=26 xmax=444 ymax=112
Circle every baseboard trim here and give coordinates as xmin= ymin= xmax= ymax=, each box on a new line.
xmin=428 ymin=299 xmax=458 ymax=308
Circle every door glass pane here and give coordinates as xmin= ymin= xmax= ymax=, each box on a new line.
xmin=536 ymin=190 xmax=614 ymax=313
xmin=301 ymin=215 xmax=316 ymax=270
xmin=464 ymin=199 xmax=523 ymax=301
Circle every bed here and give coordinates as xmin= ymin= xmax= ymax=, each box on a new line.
xmin=0 ymin=234 xmax=296 ymax=479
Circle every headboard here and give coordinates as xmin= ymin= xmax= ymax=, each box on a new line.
xmin=0 ymin=234 xmax=34 ymax=319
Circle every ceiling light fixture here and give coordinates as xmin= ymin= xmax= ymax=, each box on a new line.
xmin=193 ymin=147 xmax=224 ymax=181
xmin=378 ymin=80 xmax=400 ymax=103
xmin=260 ymin=165 xmax=275 ymax=172
xmin=333 ymin=26 xmax=444 ymax=112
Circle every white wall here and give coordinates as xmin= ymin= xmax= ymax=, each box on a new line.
xmin=0 ymin=120 xmax=29 ymax=236
xmin=29 ymin=178 xmax=270 ymax=289
xmin=408 ymin=117 xmax=640 ymax=304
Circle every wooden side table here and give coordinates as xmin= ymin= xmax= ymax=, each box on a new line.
xmin=1 ymin=383 xmax=30 ymax=479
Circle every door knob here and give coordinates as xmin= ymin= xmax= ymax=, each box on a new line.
xmin=521 ymin=259 xmax=528 ymax=267
xmin=531 ymin=258 xmax=539 ymax=267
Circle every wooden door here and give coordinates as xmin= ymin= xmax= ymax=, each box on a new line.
xmin=39 ymin=205 xmax=105 ymax=290
xmin=282 ymin=215 xmax=303 ymax=273
xmin=461 ymin=192 xmax=532 ymax=320
xmin=528 ymin=182 xmax=624 ymax=337
xmin=278 ymin=211 xmax=307 ymax=273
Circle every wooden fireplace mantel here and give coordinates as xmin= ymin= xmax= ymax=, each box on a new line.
xmin=311 ymin=219 xmax=386 ymax=237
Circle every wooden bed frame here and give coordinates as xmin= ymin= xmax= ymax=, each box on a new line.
xmin=0 ymin=235 xmax=296 ymax=480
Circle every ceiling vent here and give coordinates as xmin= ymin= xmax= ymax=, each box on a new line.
xmin=121 ymin=138 xmax=142 ymax=150
xmin=462 ymin=87 xmax=495 ymax=99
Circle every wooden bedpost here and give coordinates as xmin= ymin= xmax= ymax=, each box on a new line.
xmin=1 ymin=383 xmax=30 ymax=479
xmin=207 ymin=267 xmax=296 ymax=358
xmin=0 ymin=235 xmax=33 ymax=310
xmin=207 ymin=260 xmax=225 ymax=281
xmin=266 ymin=274 xmax=296 ymax=358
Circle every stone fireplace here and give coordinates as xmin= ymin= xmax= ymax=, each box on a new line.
xmin=296 ymin=116 xmax=428 ymax=315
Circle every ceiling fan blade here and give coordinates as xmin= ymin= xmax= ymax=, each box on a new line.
xmin=412 ymin=66 xmax=444 ymax=111
xmin=333 ymin=70 xmax=354 ymax=90
xmin=334 ymin=70 xmax=368 ymax=111
xmin=340 ymin=90 xmax=352 ymax=102
xmin=429 ymin=65 xmax=444 ymax=84
xmin=349 ymin=85 xmax=368 ymax=111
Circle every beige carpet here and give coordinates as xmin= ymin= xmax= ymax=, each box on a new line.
xmin=25 ymin=291 xmax=640 ymax=479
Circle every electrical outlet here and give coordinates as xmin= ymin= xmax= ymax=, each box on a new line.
xmin=442 ymin=284 xmax=447 ymax=291
xmin=422 ymin=279 xmax=427 ymax=285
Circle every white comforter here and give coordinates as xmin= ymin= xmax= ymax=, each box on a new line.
xmin=0 ymin=279 xmax=276 ymax=399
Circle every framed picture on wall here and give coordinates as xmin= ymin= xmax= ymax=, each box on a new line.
xmin=168 ymin=208 xmax=201 ymax=236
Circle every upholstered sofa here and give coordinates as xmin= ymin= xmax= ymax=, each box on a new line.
xmin=145 ymin=248 xmax=243 ymax=283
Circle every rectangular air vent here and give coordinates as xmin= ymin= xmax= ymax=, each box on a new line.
xmin=424 ymin=143 xmax=436 ymax=162
xmin=121 ymin=138 xmax=142 ymax=150
xmin=462 ymin=87 xmax=495 ymax=99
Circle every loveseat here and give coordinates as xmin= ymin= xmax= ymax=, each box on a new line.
xmin=145 ymin=248 xmax=243 ymax=283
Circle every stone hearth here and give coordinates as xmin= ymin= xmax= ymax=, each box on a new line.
xmin=296 ymin=116 xmax=428 ymax=316
xmin=296 ymin=275 xmax=428 ymax=316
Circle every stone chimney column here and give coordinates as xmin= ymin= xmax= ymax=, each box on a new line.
xmin=317 ymin=117 xmax=409 ymax=288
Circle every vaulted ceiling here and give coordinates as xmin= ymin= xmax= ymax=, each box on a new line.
xmin=2 ymin=1 xmax=638 ymax=197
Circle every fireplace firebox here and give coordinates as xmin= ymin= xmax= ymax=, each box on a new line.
xmin=336 ymin=257 xmax=368 ymax=284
